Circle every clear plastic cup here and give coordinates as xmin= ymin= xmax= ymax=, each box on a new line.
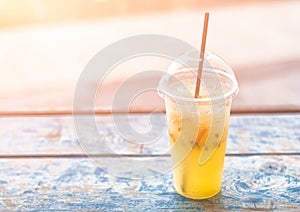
xmin=158 ymin=51 xmax=238 ymax=199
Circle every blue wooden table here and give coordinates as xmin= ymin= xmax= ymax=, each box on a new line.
xmin=0 ymin=114 xmax=299 ymax=211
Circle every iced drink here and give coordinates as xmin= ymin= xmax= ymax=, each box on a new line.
xmin=159 ymin=54 xmax=238 ymax=199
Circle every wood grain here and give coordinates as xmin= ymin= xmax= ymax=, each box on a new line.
xmin=0 ymin=114 xmax=299 ymax=210
xmin=0 ymin=114 xmax=299 ymax=155
xmin=0 ymin=156 xmax=299 ymax=210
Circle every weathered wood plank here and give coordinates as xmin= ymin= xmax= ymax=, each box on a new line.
xmin=0 ymin=156 xmax=299 ymax=210
xmin=227 ymin=114 xmax=300 ymax=154
xmin=0 ymin=114 xmax=299 ymax=155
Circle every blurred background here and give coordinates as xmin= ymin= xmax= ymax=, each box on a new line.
xmin=0 ymin=0 xmax=299 ymax=114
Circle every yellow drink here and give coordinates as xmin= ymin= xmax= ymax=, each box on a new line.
xmin=159 ymin=63 xmax=237 ymax=199
xmin=165 ymin=98 xmax=231 ymax=199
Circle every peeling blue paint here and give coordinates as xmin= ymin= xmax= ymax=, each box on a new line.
xmin=94 ymin=167 xmax=106 ymax=176
xmin=0 ymin=115 xmax=300 ymax=210
xmin=236 ymin=181 xmax=250 ymax=190
xmin=0 ymin=180 xmax=7 ymax=184
xmin=22 ymin=190 xmax=38 ymax=194
xmin=105 ymin=188 xmax=118 ymax=194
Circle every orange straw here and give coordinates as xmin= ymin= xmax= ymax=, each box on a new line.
xmin=194 ymin=12 xmax=209 ymax=98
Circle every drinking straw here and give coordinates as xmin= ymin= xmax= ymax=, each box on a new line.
xmin=194 ymin=12 xmax=209 ymax=98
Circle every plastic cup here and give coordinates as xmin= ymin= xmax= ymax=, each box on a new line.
xmin=158 ymin=51 xmax=238 ymax=199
